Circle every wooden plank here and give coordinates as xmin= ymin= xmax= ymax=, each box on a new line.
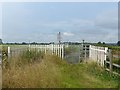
xmin=30 ymin=44 xmax=64 ymax=59
xmin=112 ymin=63 xmax=120 ymax=68
xmin=105 ymin=60 xmax=110 ymax=64
xmin=109 ymin=49 xmax=112 ymax=74
xmin=90 ymin=48 xmax=106 ymax=52
xmin=105 ymin=68 xmax=120 ymax=76
xmin=105 ymin=61 xmax=120 ymax=68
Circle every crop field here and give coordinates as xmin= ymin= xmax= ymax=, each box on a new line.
xmin=1 ymin=44 xmax=120 ymax=88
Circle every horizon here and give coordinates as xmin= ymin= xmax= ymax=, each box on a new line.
xmin=1 ymin=40 xmax=118 ymax=44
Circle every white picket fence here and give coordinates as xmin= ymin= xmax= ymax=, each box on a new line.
xmin=89 ymin=45 xmax=108 ymax=67
xmin=30 ymin=44 xmax=64 ymax=59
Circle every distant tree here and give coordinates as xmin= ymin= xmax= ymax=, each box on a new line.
xmin=98 ymin=41 xmax=101 ymax=44
xmin=49 ymin=42 xmax=54 ymax=44
xmin=102 ymin=42 xmax=105 ymax=44
xmin=0 ymin=39 xmax=3 ymax=44
xmin=31 ymin=42 xmax=37 ymax=45
xmin=14 ymin=42 xmax=19 ymax=45
xmin=22 ymin=42 xmax=27 ymax=45
xmin=117 ymin=41 xmax=120 ymax=46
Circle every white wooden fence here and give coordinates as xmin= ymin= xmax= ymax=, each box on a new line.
xmin=89 ymin=45 xmax=108 ymax=67
xmin=30 ymin=44 xmax=64 ymax=59
xmin=6 ymin=44 xmax=64 ymax=62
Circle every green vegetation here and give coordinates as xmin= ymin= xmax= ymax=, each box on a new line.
xmin=2 ymin=49 xmax=119 ymax=88
xmin=93 ymin=43 xmax=120 ymax=50
xmin=60 ymin=62 xmax=119 ymax=88
xmin=64 ymin=45 xmax=79 ymax=55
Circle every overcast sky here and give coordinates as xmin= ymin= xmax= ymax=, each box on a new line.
xmin=1 ymin=2 xmax=118 ymax=43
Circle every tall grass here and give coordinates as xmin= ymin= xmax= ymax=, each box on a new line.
xmin=17 ymin=50 xmax=44 ymax=65
xmin=3 ymin=51 xmax=63 ymax=88
xmin=2 ymin=50 xmax=119 ymax=88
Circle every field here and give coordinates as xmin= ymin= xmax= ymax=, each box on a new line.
xmin=93 ymin=44 xmax=120 ymax=51
xmin=2 ymin=45 xmax=119 ymax=88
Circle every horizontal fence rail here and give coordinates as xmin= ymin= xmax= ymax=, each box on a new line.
xmin=89 ymin=45 xmax=108 ymax=67
xmin=30 ymin=44 xmax=64 ymax=59
xmin=105 ymin=61 xmax=120 ymax=68
xmin=89 ymin=45 xmax=120 ymax=76
xmin=5 ymin=44 xmax=64 ymax=63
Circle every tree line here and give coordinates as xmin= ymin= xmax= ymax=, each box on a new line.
xmin=0 ymin=38 xmax=120 ymax=46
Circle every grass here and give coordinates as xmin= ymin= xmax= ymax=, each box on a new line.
xmin=2 ymin=49 xmax=119 ymax=88
xmin=60 ymin=62 xmax=119 ymax=88
xmin=3 ymin=53 xmax=62 ymax=88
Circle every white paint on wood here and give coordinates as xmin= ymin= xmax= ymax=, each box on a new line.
xmin=8 ymin=47 xmax=10 ymax=54
xmin=89 ymin=45 xmax=108 ymax=67
xmin=30 ymin=44 xmax=64 ymax=59
xmin=8 ymin=47 xmax=11 ymax=62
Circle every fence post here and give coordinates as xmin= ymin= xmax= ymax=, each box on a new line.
xmin=84 ymin=45 xmax=87 ymax=63
xmin=104 ymin=47 xmax=108 ymax=67
xmin=44 ymin=45 xmax=45 ymax=54
xmin=8 ymin=47 xmax=10 ymax=63
xmin=89 ymin=45 xmax=91 ymax=59
xmin=29 ymin=44 xmax=30 ymax=51
xmin=62 ymin=45 xmax=64 ymax=59
xmin=59 ymin=45 xmax=61 ymax=58
xmin=80 ymin=44 xmax=84 ymax=62
xmin=109 ymin=49 xmax=112 ymax=75
xmin=52 ymin=44 xmax=54 ymax=55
